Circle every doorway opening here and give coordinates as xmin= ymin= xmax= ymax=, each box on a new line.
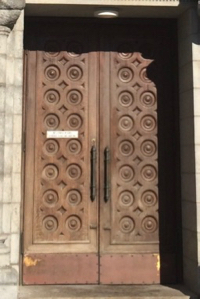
xmin=22 ymin=17 xmax=182 ymax=285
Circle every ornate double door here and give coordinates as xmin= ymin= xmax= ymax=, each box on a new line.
xmin=23 ymin=19 xmax=180 ymax=285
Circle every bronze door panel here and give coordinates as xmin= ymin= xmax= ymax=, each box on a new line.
xmin=99 ymin=46 xmax=158 ymax=284
xmin=23 ymin=26 xmax=99 ymax=284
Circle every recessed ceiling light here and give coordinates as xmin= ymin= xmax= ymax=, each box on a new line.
xmin=94 ymin=9 xmax=119 ymax=18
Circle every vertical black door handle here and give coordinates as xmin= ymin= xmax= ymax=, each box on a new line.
xmin=90 ymin=146 xmax=96 ymax=202
xmin=104 ymin=147 xmax=110 ymax=203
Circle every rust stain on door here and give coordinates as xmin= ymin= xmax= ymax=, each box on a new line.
xmin=156 ymin=254 xmax=160 ymax=272
xmin=23 ymin=256 xmax=41 ymax=267
xmin=153 ymin=254 xmax=160 ymax=274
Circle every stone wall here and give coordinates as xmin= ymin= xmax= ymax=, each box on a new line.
xmin=0 ymin=0 xmax=25 ymax=285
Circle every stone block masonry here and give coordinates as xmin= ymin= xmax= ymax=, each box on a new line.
xmin=0 ymin=0 xmax=25 ymax=287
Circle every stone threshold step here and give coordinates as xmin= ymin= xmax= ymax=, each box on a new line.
xmin=18 ymin=285 xmax=197 ymax=299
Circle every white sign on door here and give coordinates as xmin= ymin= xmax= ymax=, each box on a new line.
xmin=46 ymin=131 xmax=79 ymax=138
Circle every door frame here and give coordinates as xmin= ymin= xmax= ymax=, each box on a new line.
xmin=21 ymin=16 xmax=182 ymax=285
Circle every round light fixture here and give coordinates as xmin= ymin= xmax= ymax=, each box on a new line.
xmin=94 ymin=9 xmax=119 ymax=18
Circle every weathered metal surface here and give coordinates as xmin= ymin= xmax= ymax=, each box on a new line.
xmin=23 ymin=254 xmax=98 ymax=285
xmin=100 ymin=254 xmax=160 ymax=284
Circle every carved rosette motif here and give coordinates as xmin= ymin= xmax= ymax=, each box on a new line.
xmin=34 ymin=38 xmax=88 ymax=242
xmin=111 ymin=50 xmax=158 ymax=245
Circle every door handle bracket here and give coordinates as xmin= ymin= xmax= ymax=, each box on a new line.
xmin=104 ymin=147 xmax=110 ymax=203
xmin=90 ymin=146 xmax=96 ymax=202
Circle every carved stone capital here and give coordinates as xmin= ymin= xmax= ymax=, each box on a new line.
xmin=0 ymin=234 xmax=10 ymax=254
xmin=0 ymin=0 xmax=25 ymax=10
xmin=0 ymin=25 xmax=11 ymax=36
xmin=0 ymin=0 xmax=25 ymax=30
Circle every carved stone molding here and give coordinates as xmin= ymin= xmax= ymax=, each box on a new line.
xmin=0 ymin=0 xmax=25 ymax=30
xmin=0 ymin=234 xmax=10 ymax=254
xmin=0 ymin=0 xmax=25 ymax=10
xmin=0 ymin=25 xmax=11 ymax=35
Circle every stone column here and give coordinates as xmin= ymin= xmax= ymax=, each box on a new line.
xmin=179 ymin=7 xmax=200 ymax=294
xmin=0 ymin=0 xmax=25 ymax=285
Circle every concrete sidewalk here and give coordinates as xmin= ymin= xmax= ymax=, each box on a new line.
xmin=0 ymin=286 xmax=18 ymax=299
xmin=0 ymin=284 xmax=197 ymax=299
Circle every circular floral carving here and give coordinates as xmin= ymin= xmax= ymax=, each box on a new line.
xmin=43 ymin=139 xmax=59 ymax=155
xmin=119 ymin=91 xmax=134 ymax=107
xmin=43 ymin=216 xmax=58 ymax=232
xmin=67 ymin=42 xmax=82 ymax=57
xmin=118 ymin=68 xmax=133 ymax=83
xmin=42 ymin=164 xmax=58 ymax=180
xmin=67 ymin=114 xmax=82 ymax=129
xmin=119 ymin=52 xmax=133 ymax=59
xmin=67 ymin=140 xmax=82 ymax=155
xmin=67 ymin=164 xmax=82 ymax=180
xmin=44 ymin=41 xmax=60 ymax=57
xmin=142 ymin=216 xmax=157 ymax=233
xmin=141 ymin=165 xmax=157 ymax=181
xmin=67 ymin=90 xmax=82 ymax=105
xmin=120 ymin=217 xmax=135 ymax=233
xmin=66 ymin=215 xmax=81 ymax=231
xmin=44 ymin=90 xmax=60 ymax=105
xmin=66 ymin=190 xmax=82 ymax=206
xmin=141 ymin=140 xmax=156 ymax=157
xmin=119 ymin=191 xmax=134 ymax=207
xmin=67 ymin=66 xmax=83 ymax=81
xmin=141 ymin=190 xmax=157 ymax=207
xmin=140 ymin=68 xmax=151 ymax=82
xmin=119 ymin=165 xmax=134 ymax=182
xmin=119 ymin=140 xmax=134 ymax=156
xmin=141 ymin=115 xmax=156 ymax=132
xmin=141 ymin=92 xmax=156 ymax=108
xmin=45 ymin=65 xmax=60 ymax=81
xmin=44 ymin=114 xmax=59 ymax=129
xmin=119 ymin=116 xmax=134 ymax=131
xmin=43 ymin=190 xmax=58 ymax=206
xmin=118 ymin=44 xmax=133 ymax=59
